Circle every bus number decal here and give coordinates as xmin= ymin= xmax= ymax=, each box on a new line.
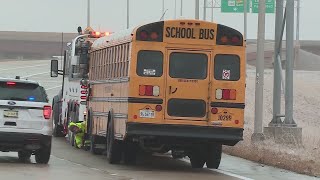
xmin=165 ymin=27 xmax=214 ymax=40
xmin=218 ymin=115 xmax=232 ymax=121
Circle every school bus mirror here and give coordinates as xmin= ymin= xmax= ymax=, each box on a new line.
xmin=50 ymin=60 xmax=59 ymax=77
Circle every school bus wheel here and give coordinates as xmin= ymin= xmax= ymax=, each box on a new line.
xmin=106 ymin=111 xmax=122 ymax=164
xmin=123 ymin=141 xmax=139 ymax=165
xmin=189 ymin=146 xmax=206 ymax=168
xmin=205 ymin=144 xmax=222 ymax=169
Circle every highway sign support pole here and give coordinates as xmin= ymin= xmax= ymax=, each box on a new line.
xmin=295 ymin=0 xmax=300 ymax=66
xmin=252 ymin=0 xmax=266 ymax=143
xmin=243 ymin=0 xmax=247 ymax=40
xmin=127 ymin=0 xmax=129 ymax=28
xmin=175 ymin=0 xmax=177 ymax=19
xmin=195 ymin=0 xmax=200 ymax=19
xmin=270 ymin=0 xmax=284 ymax=126
xmin=180 ymin=0 xmax=183 ymax=17
xmin=284 ymin=0 xmax=296 ymax=127
xmin=211 ymin=0 xmax=214 ymax=22
xmin=87 ymin=0 xmax=91 ymax=27
xmin=203 ymin=0 xmax=207 ymax=20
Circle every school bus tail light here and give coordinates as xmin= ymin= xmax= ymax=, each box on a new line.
xmin=216 ymin=24 xmax=243 ymax=46
xmin=150 ymin=32 xmax=159 ymax=40
xmin=136 ymin=21 xmax=164 ymax=42
xmin=139 ymin=85 xmax=160 ymax=97
xmin=216 ymin=89 xmax=236 ymax=100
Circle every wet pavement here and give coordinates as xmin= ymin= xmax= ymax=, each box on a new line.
xmin=0 ymin=59 xmax=319 ymax=180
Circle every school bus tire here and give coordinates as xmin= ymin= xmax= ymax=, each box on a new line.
xmin=106 ymin=111 xmax=122 ymax=164
xmin=87 ymin=109 xmax=103 ymax=155
xmin=189 ymin=147 xmax=206 ymax=168
xmin=205 ymin=144 xmax=222 ymax=169
xmin=123 ymin=141 xmax=138 ymax=165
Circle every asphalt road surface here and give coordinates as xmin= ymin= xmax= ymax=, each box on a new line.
xmin=0 ymin=59 xmax=318 ymax=180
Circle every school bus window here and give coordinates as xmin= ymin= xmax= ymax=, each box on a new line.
xmin=169 ymin=53 xmax=208 ymax=80
xmin=214 ymin=54 xmax=240 ymax=81
xmin=136 ymin=50 xmax=163 ymax=77
xmin=124 ymin=44 xmax=128 ymax=77
xmin=113 ymin=47 xmax=116 ymax=78
xmin=120 ymin=45 xmax=124 ymax=77
xmin=117 ymin=46 xmax=121 ymax=77
xmin=107 ymin=48 xmax=111 ymax=78
xmin=105 ymin=48 xmax=108 ymax=78
xmin=101 ymin=50 xmax=104 ymax=79
xmin=121 ymin=45 xmax=125 ymax=77
xmin=114 ymin=46 xmax=118 ymax=78
xmin=110 ymin=47 xmax=114 ymax=78
xmin=103 ymin=49 xmax=107 ymax=79
xmin=99 ymin=50 xmax=103 ymax=79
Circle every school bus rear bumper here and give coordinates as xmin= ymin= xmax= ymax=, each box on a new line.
xmin=126 ymin=122 xmax=243 ymax=146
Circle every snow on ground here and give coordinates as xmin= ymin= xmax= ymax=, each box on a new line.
xmin=225 ymin=66 xmax=320 ymax=177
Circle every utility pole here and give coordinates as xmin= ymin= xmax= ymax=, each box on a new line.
xmin=180 ymin=0 xmax=183 ymax=17
xmin=195 ymin=0 xmax=200 ymax=19
xmin=296 ymin=0 xmax=300 ymax=44
xmin=127 ymin=0 xmax=129 ymax=29
xmin=252 ymin=0 xmax=266 ymax=142
xmin=243 ymin=0 xmax=247 ymax=40
xmin=175 ymin=0 xmax=177 ymax=19
xmin=270 ymin=0 xmax=284 ymax=126
xmin=211 ymin=0 xmax=214 ymax=22
xmin=203 ymin=0 xmax=207 ymax=20
xmin=87 ymin=0 xmax=91 ymax=27
xmin=284 ymin=0 xmax=296 ymax=127
xmin=295 ymin=0 xmax=300 ymax=65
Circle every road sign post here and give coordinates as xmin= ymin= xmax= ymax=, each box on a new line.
xmin=252 ymin=0 xmax=275 ymax=13
xmin=221 ymin=0 xmax=250 ymax=13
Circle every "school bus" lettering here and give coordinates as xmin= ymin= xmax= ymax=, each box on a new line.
xmin=165 ymin=27 xmax=214 ymax=40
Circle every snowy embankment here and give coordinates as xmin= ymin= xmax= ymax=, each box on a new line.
xmin=224 ymin=64 xmax=320 ymax=177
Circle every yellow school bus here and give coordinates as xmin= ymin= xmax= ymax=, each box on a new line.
xmin=85 ymin=19 xmax=246 ymax=168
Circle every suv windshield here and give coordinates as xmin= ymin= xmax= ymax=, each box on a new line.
xmin=0 ymin=81 xmax=48 ymax=102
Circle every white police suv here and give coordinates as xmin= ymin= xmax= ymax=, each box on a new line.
xmin=0 ymin=77 xmax=52 ymax=164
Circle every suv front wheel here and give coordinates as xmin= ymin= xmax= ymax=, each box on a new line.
xmin=35 ymin=139 xmax=52 ymax=164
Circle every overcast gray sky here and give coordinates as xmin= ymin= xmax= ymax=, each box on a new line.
xmin=0 ymin=0 xmax=317 ymax=40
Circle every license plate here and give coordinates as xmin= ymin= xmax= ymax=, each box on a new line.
xmin=139 ymin=110 xmax=155 ymax=118
xmin=3 ymin=110 xmax=19 ymax=118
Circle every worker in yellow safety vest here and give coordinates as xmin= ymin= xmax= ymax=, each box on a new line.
xmin=68 ymin=121 xmax=90 ymax=149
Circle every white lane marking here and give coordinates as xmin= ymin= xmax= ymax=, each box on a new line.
xmin=46 ymin=85 xmax=62 ymax=91
xmin=0 ymin=64 xmax=48 ymax=71
xmin=211 ymin=169 xmax=254 ymax=180
xmin=181 ymin=159 xmax=253 ymax=180
xmin=22 ymin=72 xmax=48 ymax=78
